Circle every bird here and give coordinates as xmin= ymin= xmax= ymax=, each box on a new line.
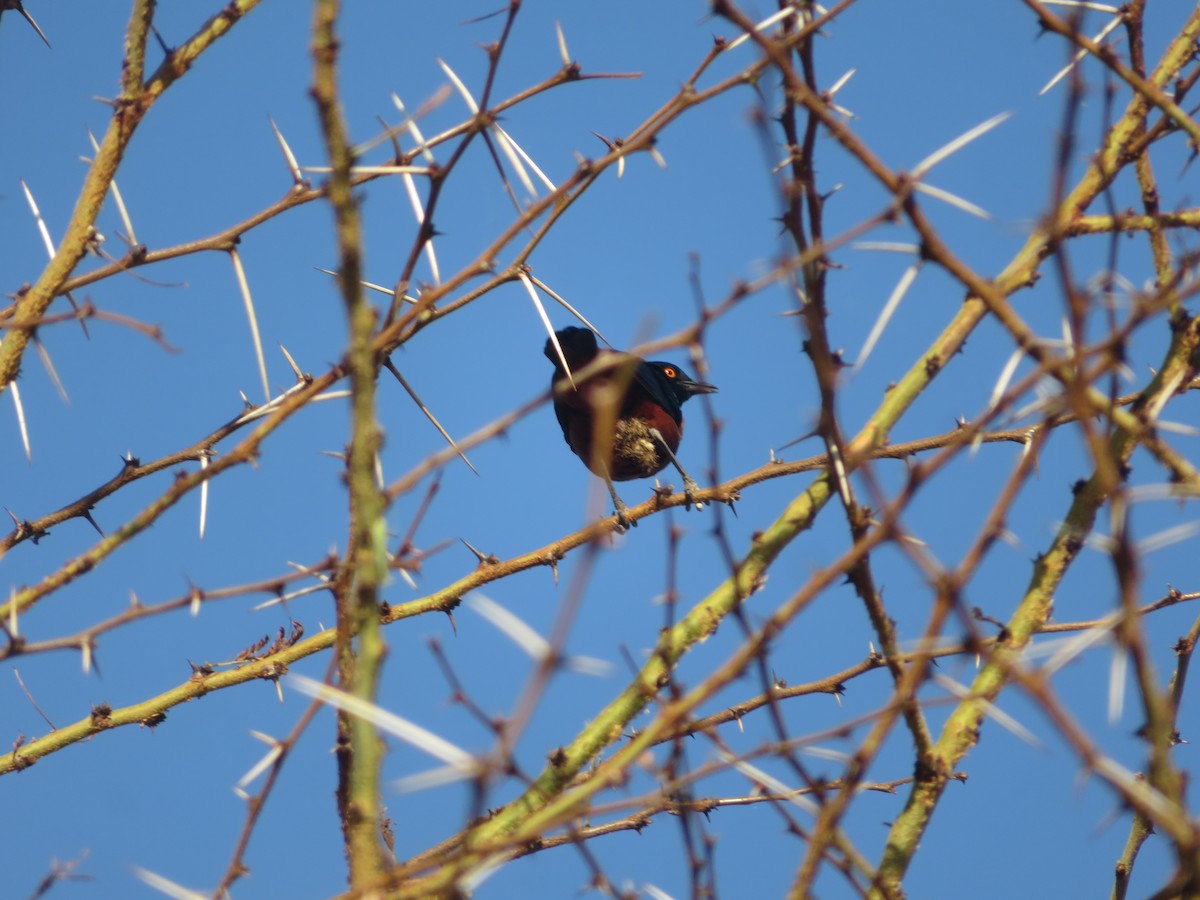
xmin=544 ymin=326 xmax=716 ymax=529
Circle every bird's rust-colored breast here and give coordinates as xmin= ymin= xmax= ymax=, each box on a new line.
xmin=606 ymin=393 xmax=681 ymax=481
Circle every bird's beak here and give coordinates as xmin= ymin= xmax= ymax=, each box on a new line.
xmin=679 ymin=378 xmax=718 ymax=398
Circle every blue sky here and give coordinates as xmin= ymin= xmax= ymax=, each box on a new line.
xmin=2 ymin=2 xmax=1198 ymax=898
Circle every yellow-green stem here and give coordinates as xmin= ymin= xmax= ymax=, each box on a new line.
xmin=312 ymin=0 xmax=388 ymax=886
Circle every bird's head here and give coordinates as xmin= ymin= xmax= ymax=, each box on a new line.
xmin=644 ymin=361 xmax=717 ymax=405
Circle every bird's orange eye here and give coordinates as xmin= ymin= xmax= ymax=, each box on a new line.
xmin=662 ymin=366 xmax=676 ymax=379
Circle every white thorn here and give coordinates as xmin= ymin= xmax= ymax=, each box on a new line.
xmin=912 ymin=112 xmax=1012 ymax=179
xmin=555 ymin=21 xmax=571 ymax=65
xmin=199 ymin=455 xmax=209 ymax=540
xmin=269 ymin=116 xmax=304 ymax=184
xmin=1039 ymin=14 xmax=1124 ymax=96
xmin=989 ymin=348 xmax=1026 ymax=411
xmin=725 ymin=5 xmax=800 ymax=51
xmin=10 ymin=382 xmax=31 ymax=462
xmin=20 ymin=179 xmax=57 ymax=259
xmin=131 ymin=867 xmax=208 ymax=900
xmin=913 ymin=182 xmax=992 ymax=220
xmin=437 ymin=58 xmax=479 ymax=113
xmin=289 ymin=673 xmax=478 ymax=769
xmin=855 ymin=262 xmax=921 ymax=370
xmin=229 ymin=249 xmax=270 ymax=404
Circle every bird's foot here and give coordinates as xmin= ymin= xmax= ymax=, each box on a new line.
xmin=603 ymin=475 xmax=634 ymax=533
xmin=682 ymin=476 xmax=704 ymax=510
xmin=612 ymin=498 xmax=634 ymax=533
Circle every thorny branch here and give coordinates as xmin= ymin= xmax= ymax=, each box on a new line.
xmin=4 ymin=1 xmax=1200 ymax=898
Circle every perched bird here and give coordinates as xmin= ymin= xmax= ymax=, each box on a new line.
xmin=544 ymin=326 xmax=716 ymax=528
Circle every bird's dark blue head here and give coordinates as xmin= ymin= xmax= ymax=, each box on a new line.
xmin=636 ymin=360 xmax=717 ymax=424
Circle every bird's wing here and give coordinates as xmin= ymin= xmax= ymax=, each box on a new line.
xmin=551 ymin=394 xmax=573 ymax=445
